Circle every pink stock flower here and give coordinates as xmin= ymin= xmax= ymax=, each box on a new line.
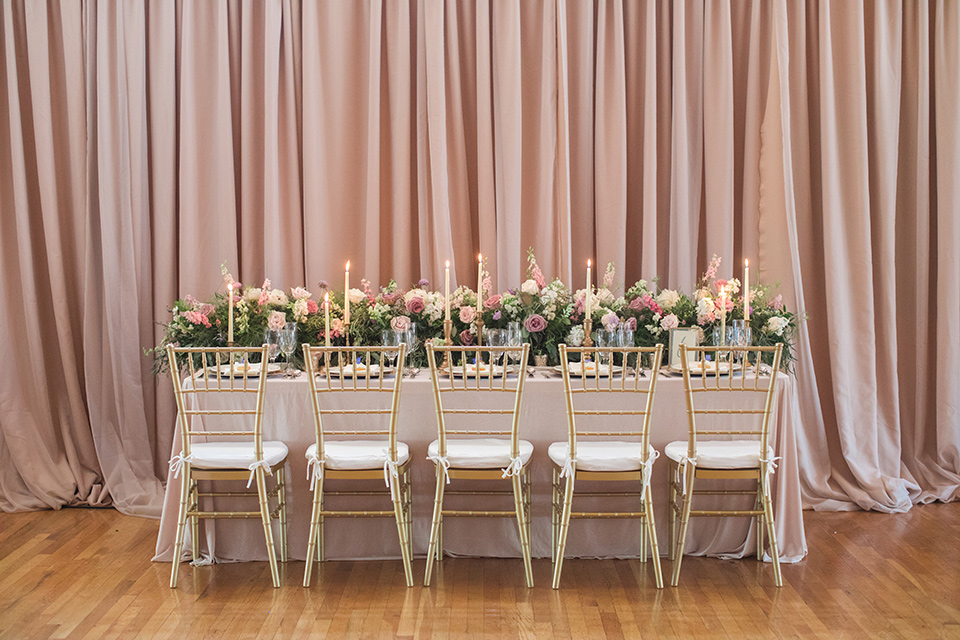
xmin=391 ymin=316 xmax=411 ymax=332
xmin=482 ymin=275 xmax=493 ymax=296
xmin=524 ymin=314 xmax=548 ymax=333
xmin=183 ymin=310 xmax=211 ymax=327
xmin=532 ymin=263 xmax=546 ymax=289
xmin=306 ymin=299 xmax=320 ymax=314
xmin=459 ymin=306 xmax=476 ymax=324
xmin=361 ymin=278 xmax=373 ymax=296
xmin=772 ymin=294 xmax=784 ymax=311
xmin=705 ymin=255 xmax=721 ymax=280
xmin=185 ymin=295 xmax=202 ymax=309
xmin=267 ymin=310 xmax=287 ymax=331
xmin=640 ymin=295 xmax=663 ymax=315
xmin=405 ymin=296 xmax=425 ymax=314
xmin=459 ymin=329 xmax=475 ymax=345
xmin=602 ymin=263 xmax=615 ymax=289
xmin=483 ymin=294 xmax=502 ymax=310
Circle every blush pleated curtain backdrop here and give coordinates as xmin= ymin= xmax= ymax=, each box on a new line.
xmin=0 ymin=0 xmax=957 ymax=518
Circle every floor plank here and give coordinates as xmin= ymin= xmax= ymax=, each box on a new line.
xmin=1 ymin=504 xmax=960 ymax=638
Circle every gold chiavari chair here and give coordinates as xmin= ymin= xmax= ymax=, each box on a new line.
xmin=550 ymin=343 xmax=665 ymax=589
xmin=423 ymin=342 xmax=534 ymax=588
xmin=301 ymin=343 xmax=414 ymax=587
xmin=667 ymin=343 xmax=784 ymax=587
xmin=166 ymin=345 xmax=289 ymax=588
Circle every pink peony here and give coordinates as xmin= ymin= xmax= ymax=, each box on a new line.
xmin=391 ymin=315 xmax=411 ymax=332
xmin=405 ymin=296 xmax=425 ymax=314
xmin=483 ymin=294 xmax=502 ymax=310
xmin=459 ymin=306 xmax=476 ymax=324
xmin=267 ymin=310 xmax=287 ymax=331
xmin=601 ymin=311 xmax=620 ymax=330
xmin=459 ymin=329 xmax=475 ymax=345
xmin=524 ymin=314 xmax=548 ymax=333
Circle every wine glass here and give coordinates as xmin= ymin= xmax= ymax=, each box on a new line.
xmin=485 ymin=328 xmax=505 ymax=368
xmin=506 ymin=322 xmax=522 ymax=367
xmin=264 ymin=328 xmax=281 ymax=373
xmin=279 ymin=322 xmax=298 ymax=377
xmin=382 ymin=330 xmax=401 ymax=370
xmin=404 ymin=324 xmax=419 ymax=372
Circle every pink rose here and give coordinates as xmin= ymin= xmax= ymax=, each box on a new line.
xmin=459 ymin=306 xmax=476 ymax=324
xmin=524 ymin=314 xmax=547 ymax=333
xmin=628 ymin=297 xmax=645 ymax=311
xmin=330 ymin=318 xmax=344 ymax=337
xmin=625 ymin=317 xmax=637 ymax=331
xmin=660 ymin=313 xmax=679 ymax=330
xmin=405 ymin=296 xmax=425 ymax=314
xmin=391 ymin=315 xmax=411 ymax=332
xmin=306 ymin=299 xmax=319 ymax=314
xmin=483 ymin=294 xmax=502 ymax=310
xmin=267 ymin=310 xmax=287 ymax=331
xmin=459 ymin=329 xmax=475 ymax=345
xmin=198 ymin=303 xmax=215 ymax=317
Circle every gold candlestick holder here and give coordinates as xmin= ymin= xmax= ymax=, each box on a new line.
xmin=475 ymin=316 xmax=484 ymax=348
xmin=344 ymin=321 xmax=351 ymax=348
xmin=582 ymin=317 xmax=593 ymax=362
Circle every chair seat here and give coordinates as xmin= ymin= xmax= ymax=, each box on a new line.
xmin=664 ymin=439 xmax=773 ymax=469
xmin=547 ymin=441 xmax=657 ymax=472
xmin=187 ymin=441 xmax=289 ymax=470
xmin=427 ymin=438 xmax=533 ymax=469
xmin=306 ymin=441 xmax=410 ymax=470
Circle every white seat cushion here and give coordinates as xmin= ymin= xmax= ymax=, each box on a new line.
xmin=306 ymin=441 xmax=410 ymax=470
xmin=427 ymin=438 xmax=534 ymax=469
xmin=664 ymin=439 xmax=773 ymax=469
xmin=188 ymin=441 xmax=289 ymax=470
xmin=547 ymin=441 xmax=657 ymax=472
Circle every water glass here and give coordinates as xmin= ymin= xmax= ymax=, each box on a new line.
xmin=264 ymin=329 xmax=281 ymax=368
xmin=382 ymin=330 xmax=401 ymax=369
xmin=506 ymin=322 xmax=522 ymax=365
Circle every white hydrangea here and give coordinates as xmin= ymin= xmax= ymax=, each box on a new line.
xmin=566 ymin=325 xmax=585 ymax=347
xmin=765 ymin=316 xmax=789 ymax=336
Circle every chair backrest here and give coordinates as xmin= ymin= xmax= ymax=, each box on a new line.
xmin=558 ymin=343 xmax=664 ymax=458
xmin=302 ymin=343 xmax=407 ymax=460
xmin=426 ymin=343 xmax=531 ymax=458
xmin=678 ymin=343 xmax=784 ymax=458
xmin=166 ymin=344 xmax=270 ymax=459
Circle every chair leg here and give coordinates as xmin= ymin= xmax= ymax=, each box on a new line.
xmin=754 ymin=488 xmax=765 ymax=560
xmin=303 ymin=479 xmax=323 ymax=587
xmin=670 ymin=470 xmax=694 ymax=587
xmin=644 ymin=482 xmax=664 ymax=589
xmin=392 ymin=468 xmax=415 ymax=587
xmin=762 ymin=479 xmax=783 ymax=587
xmin=277 ymin=465 xmax=288 ymax=562
xmin=550 ymin=467 xmax=559 ymax=564
xmin=169 ymin=467 xmax=191 ymax=588
xmin=551 ymin=472 xmax=575 ymax=589
xmin=423 ymin=465 xmax=446 ymax=587
xmin=512 ymin=473 xmax=534 ymax=588
xmin=189 ymin=480 xmax=199 ymax=562
xmin=256 ymin=468 xmax=281 ymax=588
xmin=667 ymin=461 xmax=678 ymax=562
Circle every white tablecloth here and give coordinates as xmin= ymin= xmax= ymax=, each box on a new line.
xmin=154 ymin=370 xmax=806 ymax=563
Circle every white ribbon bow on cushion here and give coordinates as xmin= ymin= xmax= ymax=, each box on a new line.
xmin=559 ymin=456 xmax=577 ymax=479
xmin=501 ymin=456 xmax=524 ymax=478
xmin=246 ymin=459 xmax=274 ymax=488
xmin=758 ymin=455 xmax=782 ymax=495
xmin=168 ymin=453 xmax=194 ymax=479
xmin=383 ymin=449 xmax=401 ymax=501
xmin=305 ymin=451 xmax=325 ymax=491
xmin=640 ymin=449 xmax=660 ymax=500
xmin=427 ymin=454 xmax=451 ymax=484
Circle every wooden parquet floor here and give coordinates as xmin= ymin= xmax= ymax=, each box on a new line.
xmin=2 ymin=504 xmax=959 ymax=639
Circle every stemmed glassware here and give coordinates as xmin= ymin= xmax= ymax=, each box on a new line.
xmin=279 ymin=322 xmax=298 ymax=377
xmin=404 ymin=324 xmax=419 ymax=373
xmin=264 ymin=328 xmax=281 ymax=373
xmin=506 ymin=322 xmax=522 ymax=368
xmin=382 ymin=330 xmax=401 ymax=371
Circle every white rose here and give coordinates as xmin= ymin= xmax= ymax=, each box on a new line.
xmin=657 ymin=289 xmax=681 ymax=310
xmin=245 ymin=288 xmax=262 ymax=302
xmin=348 ymin=288 xmax=366 ymax=304
xmin=403 ymin=288 xmax=427 ymax=304
xmin=520 ymin=279 xmax=539 ymax=295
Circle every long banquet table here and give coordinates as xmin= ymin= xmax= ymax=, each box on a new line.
xmin=154 ymin=369 xmax=807 ymax=564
